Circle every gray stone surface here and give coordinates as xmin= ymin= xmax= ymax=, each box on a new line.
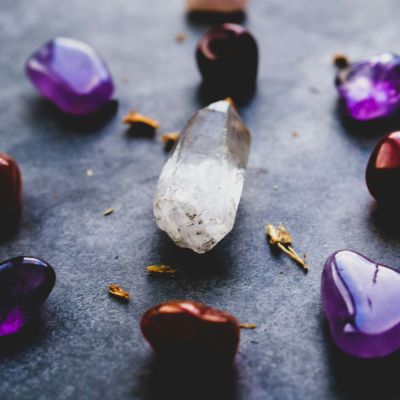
xmin=0 ymin=0 xmax=400 ymax=399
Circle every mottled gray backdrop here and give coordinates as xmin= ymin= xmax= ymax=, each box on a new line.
xmin=0 ymin=0 xmax=400 ymax=399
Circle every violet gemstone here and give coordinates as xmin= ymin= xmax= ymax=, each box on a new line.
xmin=26 ymin=37 xmax=114 ymax=115
xmin=366 ymin=131 xmax=400 ymax=203
xmin=335 ymin=53 xmax=400 ymax=121
xmin=321 ymin=250 xmax=400 ymax=358
xmin=0 ymin=257 xmax=55 ymax=336
xmin=196 ymin=23 xmax=258 ymax=100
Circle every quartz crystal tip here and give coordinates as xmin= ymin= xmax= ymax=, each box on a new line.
xmin=153 ymin=99 xmax=251 ymax=254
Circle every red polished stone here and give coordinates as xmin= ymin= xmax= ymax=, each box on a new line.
xmin=0 ymin=153 xmax=22 ymax=228
xmin=141 ymin=300 xmax=240 ymax=362
xmin=366 ymin=131 xmax=400 ymax=202
xmin=196 ymin=23 xmax=258 ymax=101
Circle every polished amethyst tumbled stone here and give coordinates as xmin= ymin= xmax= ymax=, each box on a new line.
xmin=26 ymin=37 xmax=114 ymax=115
xmin=0 ymin=257 xmax=55 ymax=336
xmin=322 ymin=250 xmax=400 ymax=358
xmin=335 ymin=53 xmax=400 ymax=120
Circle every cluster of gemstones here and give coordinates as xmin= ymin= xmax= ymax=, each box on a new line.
xmin=2 ymin=0 xmax=400 ymax=366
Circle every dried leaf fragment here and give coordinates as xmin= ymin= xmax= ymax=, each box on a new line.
xmin=123 ymin=111 xmax=160 ymax=129
xmin=108 ymin=284 xmax=129 ymax=301
xmin=175 ymin=32 xmax=186 ymax=42
xmin=147 ymin=265 xmax=177 ymax=275
xmin=332 ymin=53 xmax=349 ymax=69
xmin=265 ymin=224 xmax=308 ymax=272
xmin=162 ymin=132 xmax=180 ymax=150
xmin=103 ymin=208 xmax=114 ymax=216
xmin=240 ymin=323 xmax=257 ymax=329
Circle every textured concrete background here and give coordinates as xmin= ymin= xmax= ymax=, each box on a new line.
xmin=1 ymin=0 xmax=400 ymax=399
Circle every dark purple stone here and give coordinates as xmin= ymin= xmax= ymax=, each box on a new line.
xmin=26 ymin=37 xmax=114 ymax=115
xmin=335 ymin=53 xmax=400 ymax=121
xmin=321 ymin=250 xmax=400 ymax=358
xmin=196 ymin=23 xmax=258 ymax=101
xmin=0 ymin=257 xmax=55 ymax=336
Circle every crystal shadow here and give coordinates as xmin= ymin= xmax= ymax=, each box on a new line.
xmin=139 ymin=353 xmax=239 ymax=400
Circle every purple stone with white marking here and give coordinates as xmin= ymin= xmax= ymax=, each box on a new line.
xmin=335 ymin=53 xmax=400 ymax=121
xmin=26 ymin=37 xmax=114 ymax=115
xmin=0 ymin=257 xmax=55 ymax=336
xmin=321 ymin=250 xmax=400 ymax=358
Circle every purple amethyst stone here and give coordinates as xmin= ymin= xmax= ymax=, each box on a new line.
xmin=0 ymin=257 xmax=55 ymax=336
xmin=335 ymin=53 xmax=400 ymax=121
xmin=26 ymin=37 xmax=114 ymax=115
xmin=321 ymin=250 xmax=400 ymax=358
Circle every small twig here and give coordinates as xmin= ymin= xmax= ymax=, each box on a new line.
xmin=265 ymin=224 xmax=308 ymax=271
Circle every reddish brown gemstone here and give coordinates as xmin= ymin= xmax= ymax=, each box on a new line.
xmin=196 ymin=23 xmax=258 ymax=101
xmin=0 ymin=153 xmax=22 ymax=229
xmin=141 ymin=300 xmax=240 ymax=362
xmin=366 ymin=131 xmax=400 ymax=202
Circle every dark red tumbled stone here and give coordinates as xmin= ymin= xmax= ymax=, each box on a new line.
xmin=196 ymin=23 xmax=258 ymax=100
xmin=0 ymin=257 xmax=56 ymax=336
xmin=141 ymin=300 xmax=240 ymax=362
xmin=366 ymin=131 xmax=400 ymax=202
xmin=0 ymin=152 xmax=22 ymax=228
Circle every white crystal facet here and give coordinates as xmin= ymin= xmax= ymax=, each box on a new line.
xmin=187 ymin=0 xmax=248 ymax=13
xmin=153 ymin=100 xmax=251 ymax=253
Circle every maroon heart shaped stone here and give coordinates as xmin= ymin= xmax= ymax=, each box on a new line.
xmin=366 ymin=131 xmax=400 ymax=203
xmin=0 ymin=152 xmax=22 ymax=230
xmin=141 ymin=300 xmax=240 ymax=362
xmin=196 ymin=23 xmax=258 ymax=101
xmin=321 ymin=250 xmax=400 ymax=358
xmin=0 ymin=257 xmax=56 ymax=336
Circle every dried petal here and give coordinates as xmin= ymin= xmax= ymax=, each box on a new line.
xmin=122 ymin=111 xmax=160 ymax=129
xmin=265 ymin=224 xmax=279 ymax=245
xmin=103 ymin=208 xmax=114 ymax=216
xmin=161 ymin=132 xmax=180 ymax=149
xmin=175 ymin=33 xmax=186 ymax=43
xmin=332 ymin=53 xmax=349 ymax=69
xmin=108 ymin=284 xmax=129 ymax=301
xmin=265 ymin=224 xmax=308 ymax=272
xmin=239 ymin=323 xmax=256 ymax=329
xmin=147 ymin=265 xmax=177 ymax=275
xmin=276 ymin=224 xmax=292 ymax=246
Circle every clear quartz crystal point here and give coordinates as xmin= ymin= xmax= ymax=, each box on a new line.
xmin=153 ymin=100 xmax=251 ymax=254
xmin=187 ymin=0 xmax=248 ymax=13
